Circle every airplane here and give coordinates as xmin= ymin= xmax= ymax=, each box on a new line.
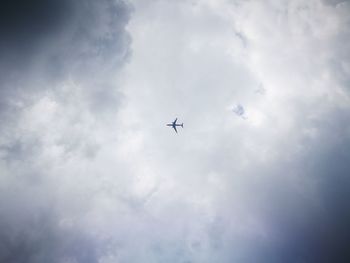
xmin=166 ymin=118 xmax=183 ymax=133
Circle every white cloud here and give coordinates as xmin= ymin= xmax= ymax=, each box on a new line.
xmin=117 ymin=0 xmax=350 ymax=261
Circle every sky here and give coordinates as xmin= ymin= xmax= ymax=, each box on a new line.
xmin=0 ymin=0 xmax=350 ymax=262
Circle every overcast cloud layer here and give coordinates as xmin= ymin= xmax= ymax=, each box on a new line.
xmin=1 ymin=0 xmax=350 ymax=262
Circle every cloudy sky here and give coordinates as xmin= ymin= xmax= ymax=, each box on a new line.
xmin=1 ymin=0 xmax=350 ymax=262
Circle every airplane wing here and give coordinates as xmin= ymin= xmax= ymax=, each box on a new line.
xmin=173 ymin=125 xmax=178 ymax=133
xmin=173 ymin=118 xmax=177 ymax=125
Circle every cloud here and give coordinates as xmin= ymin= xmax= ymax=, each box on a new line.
xmin=0 ymin=0 xmax=131 ymax=116
xmin=118 ymin=0 xmax=350 ymax=262
xmin=232 ymin=103 xmax=246 ymax=119
xmin=0 ymin=184 xmax=100 ymax=263
xmin=0 ymin=0 xmax=132 ymax=262
xmin=255 ymin=83 xmax=266 ymax=95
xmin=0 ymin=0 xmax=69 ymax=59
xmin=1 ymin=0 xmax=350 ymax=262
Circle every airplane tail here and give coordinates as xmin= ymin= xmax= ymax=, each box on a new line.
xmin=181 ymin=123 xmax=184 ymax=128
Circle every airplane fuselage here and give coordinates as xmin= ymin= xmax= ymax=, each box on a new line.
xmin=167 ymin=124 xmax=182 ymax=127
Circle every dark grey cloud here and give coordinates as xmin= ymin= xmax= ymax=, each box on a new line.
xmin=277 ymin=110 xmax=350 ymax=263
xmin=254 ymin=141 xmax=350 ymax=263
xmin=0 ymin=1 xmax=132 ymax=262
xmin=0 ymin=0 xmax=131 ymax=116
xmin=0 ymin=0 xmax=69 ymax=99
xmin=0 ymin=0 xmax=132 ymax=153
xmin=204 ymin=108 xmax=350 ymax=263
xmin=0 ymin=0 xmax=69 ymax=59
